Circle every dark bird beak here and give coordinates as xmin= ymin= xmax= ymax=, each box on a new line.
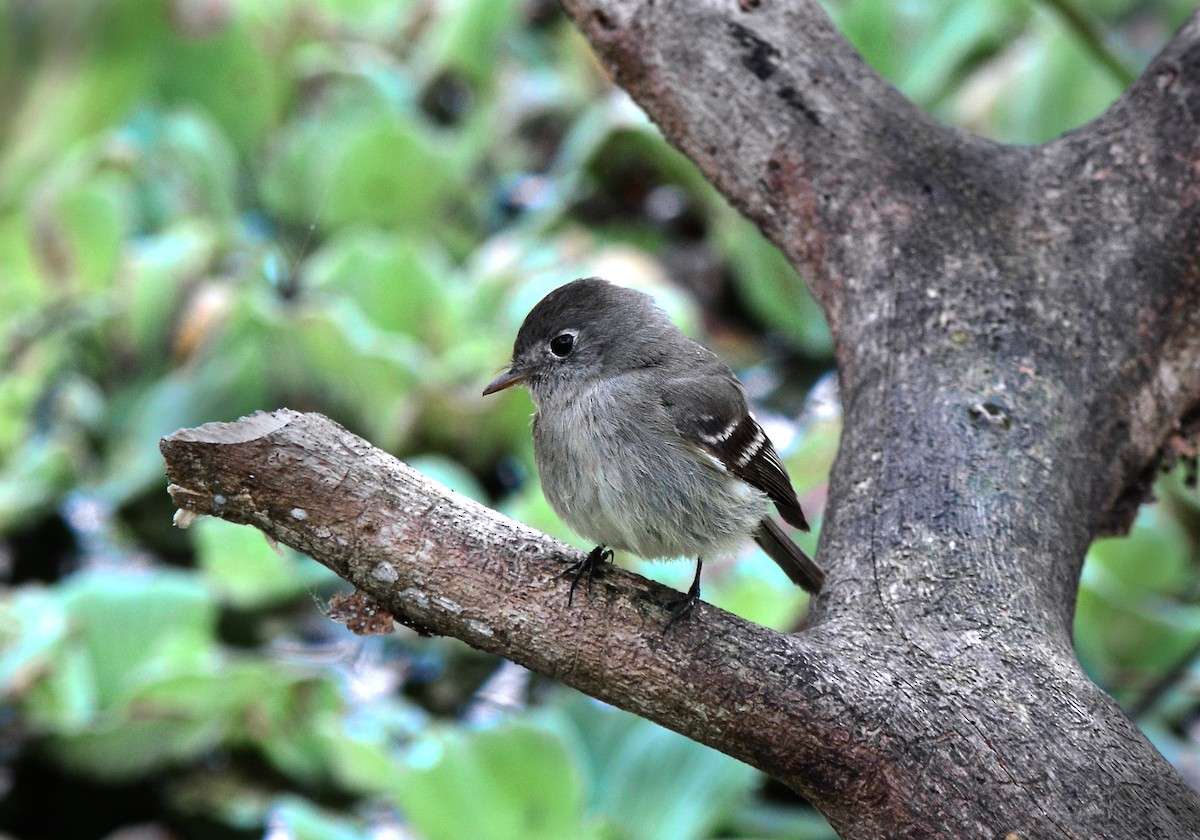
xmin=482 ymin=368 xmax=530 ymax=396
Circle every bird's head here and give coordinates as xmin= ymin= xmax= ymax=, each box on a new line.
xmin=483 ymin=277 xmax=676 ymax=402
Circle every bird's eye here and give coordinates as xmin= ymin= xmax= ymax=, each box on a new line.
xmin=549 ymin=332 xmax=575 ymax=358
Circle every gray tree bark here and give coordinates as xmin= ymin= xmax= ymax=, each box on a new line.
xmin=162 ymin=3 xmax=1200 ymax=837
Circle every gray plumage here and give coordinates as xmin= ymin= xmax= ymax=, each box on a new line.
xmin=484 ymin=277 xmax=824 ymax=610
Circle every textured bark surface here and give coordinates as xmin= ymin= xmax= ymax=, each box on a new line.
xmin=161 ymin=3 xmax=1200 ymax=837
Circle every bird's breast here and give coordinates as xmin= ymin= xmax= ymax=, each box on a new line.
xmin=531 ymin=380 xmax=767 ymax=560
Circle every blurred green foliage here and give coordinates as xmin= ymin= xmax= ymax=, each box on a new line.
xmin=0 ymin=0 xmax=1197 ymax=837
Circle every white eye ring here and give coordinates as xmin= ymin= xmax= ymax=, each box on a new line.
xmin=549 ymin=330 xmax=577 ymax=358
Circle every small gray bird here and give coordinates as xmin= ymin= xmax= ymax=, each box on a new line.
xmin=483 ymin=277 xmax=824 ymax=622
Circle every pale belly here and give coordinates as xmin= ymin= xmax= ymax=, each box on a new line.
xmin=531 ymin=385 xmax=767 ymax=561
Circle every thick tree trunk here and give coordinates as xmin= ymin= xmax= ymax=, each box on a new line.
xmin=162 ymin=3 xmax=1200 ymax=837
xmin=557 ymin=0 xmax=1200 ymax=834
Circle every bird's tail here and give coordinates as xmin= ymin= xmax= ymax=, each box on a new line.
xmin=754 ymin=518 xmax=825 ymax=594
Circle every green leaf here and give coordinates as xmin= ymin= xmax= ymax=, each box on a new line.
xmin=60 ymin=567 xmax=217 ymax=709
xmin=317 ymin=692 xmax=429 ymax=796
xmin=51 ymin=171 xmax=134 ymax=293
xmin=897 ymin=0 xmax=1026 ymax=107
xmin=990 ymin=13 xmax=1124 ymax=144
xmin=1088 ymin=506 xmax=1192 ymax=596
xmin=123 ymin=219 xmax=220 ymax=356
xmin=315 ymin=116 xmax=457 ymax=232
xmin=0 ymin=1 xmax=162 ymax=199
xmin=1077 ymin=517 xmax=1200 ymax=688
xmin=418 ymin=0 xmax=523 ymax=89
xmin=393 ymin=721 xmax=595 ymax=840
xmin=0 ymin=431 xmax=79 ymax=533
xmin=827 ymin=0 xmax=904 ymax=81
xmin=1075 ymin=576 xmax=1200 ymax=682
xmin=0 ymin=209 xmax=45 ymax=315
xmin=250 ymin=677 xmax=345 ymax=786
xmin=707 ymin=553 xmax=811 ymax=630
xmin=194 ymin=517 xmax=312 ymax=608
xmin=263 ymin=81 xmax=458 ymax=233
xmin=45 ymin=704 xmax=227 ymax=781
xmin=321 ymin=717 xmax=404 ymax=797
xmin=258 ymin=77 xmax=390 ymax=225
xmin=499 ymin=481 xmax=585 ymax=550
xmin=728 ymin=799 xmax=838 ymax=839
xmin=270 ymin=300 xmax=423 ymax=448
xmin=264 ymin=797 xmax=368 ymax=840
xmin=28 ymin=569 xmax=233 ymax=780
xmin=144 ymin=109 xmax=240 ymax=224
xmin=785 ymin=414 xmax=842 ymax=494
xmin=157 ymin=19 xmax=283 ymax=153
xmin=0 ymin=588 xmax=100 ymax=732
xmin=25 ymin=637 xmax=98 ymax=731
xmin=551 ymin=695 xmax=759 ymax=840
xmin=0 ymin=588 xmax=70 ymax=696
xmin=304 ymin=229 xmax=455 ymax=345
xmin=716 ymin=213 xmax=831 ymax=358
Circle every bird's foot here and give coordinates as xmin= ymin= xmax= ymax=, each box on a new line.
xmin=558 ymin=545 xmax=612 ymax=606
xmin=663 ymin=590 xmax=700 ymax=627
xmin=664 ymin=561 xmax=704 ymax=628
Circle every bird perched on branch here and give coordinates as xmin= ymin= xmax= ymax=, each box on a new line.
xmin=484 ymin=277 xmax=824 ymax=623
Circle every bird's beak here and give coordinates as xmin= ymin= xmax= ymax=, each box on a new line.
xmin=482 ymin=368 xmax=530 ymax=396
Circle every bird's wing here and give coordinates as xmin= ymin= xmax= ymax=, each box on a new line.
xmin=660 ymin=372 xmax=809 ymax=532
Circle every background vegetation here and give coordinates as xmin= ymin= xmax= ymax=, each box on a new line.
xmin=2 ymin=1 xmax=1198 ymax=837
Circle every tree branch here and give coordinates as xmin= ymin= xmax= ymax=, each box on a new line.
xmin=159 ymin=411 xmax=846 ymax=788
xmin=1050 ymin=10 xmax=1200 ymax=476
xmin=558 ymin=0 xmax=999 ymax=328
xmin=161 ymin=410 xmax=1200 ymax=838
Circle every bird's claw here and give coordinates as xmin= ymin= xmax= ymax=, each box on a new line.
xmin=558 ymin=545 xmax=612 ymax=606
xmin=664 ymin=563 xmax=703 ymax=628
xmin=663 ymin=590 xmax=700 ymax=627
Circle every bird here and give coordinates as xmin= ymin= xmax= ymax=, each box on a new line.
xmin=483 ymin=277 xmax=824 ymax=623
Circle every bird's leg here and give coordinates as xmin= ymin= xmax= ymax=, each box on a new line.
xmin=665 ymin=559 xmax=704 ymax=627
xmin=557 ymin=544 xmax=612 ymax=606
